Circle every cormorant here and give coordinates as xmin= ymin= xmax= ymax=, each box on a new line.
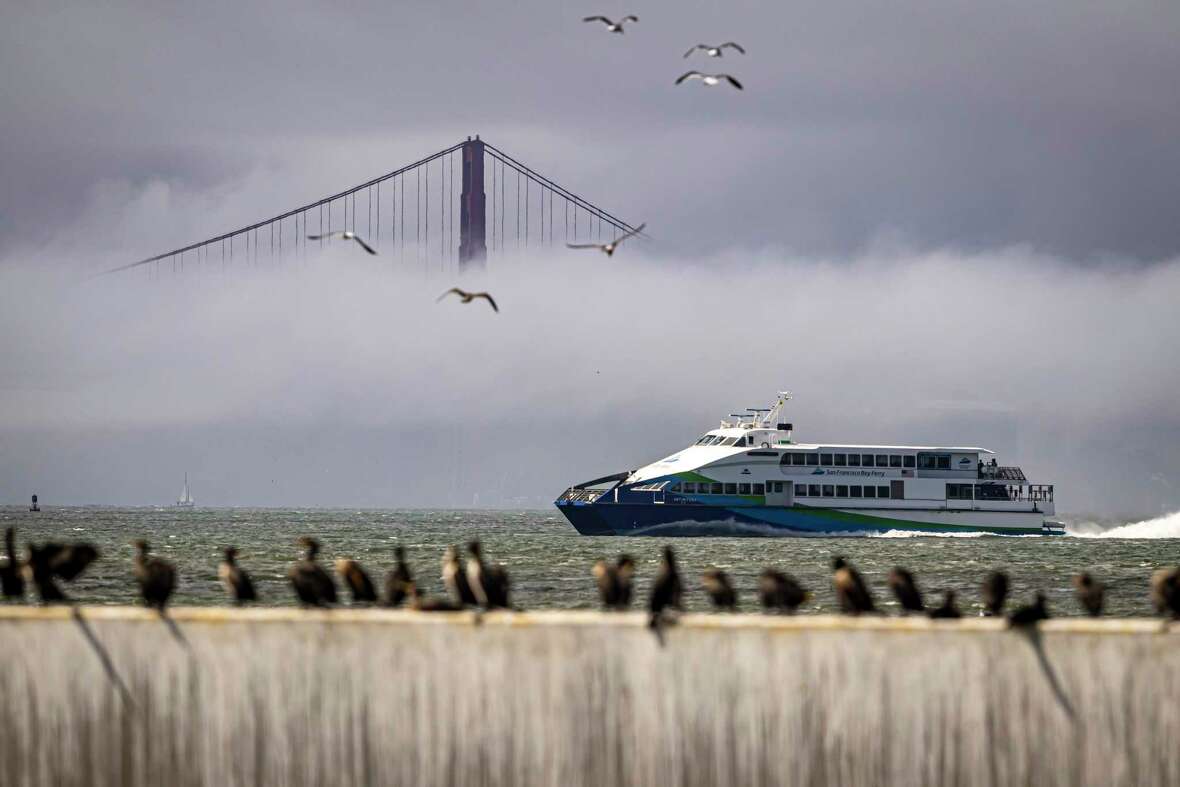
xmin=702 ymin=568 xmax=737 ymax=611
xmin=982 ymin=570 xmax=1010 ymax=617
xmin=218 ymin=547 xmax=256 ymax=605
xmin=384 ymin=545 xmax=414 ymax=607
xmin=409 ymin=586 xmax=463 ymax=612
xmin=442 ymin=545 xmax=477 ymax=607
xmin=1072 ymin=572 xmax=1104 ymax=617
xmin=1150 ymin=566 xmax=1179 ymax=619
xmin=25 ymin=543 xmax=66 ymax=603
xmin=335 ymin=558 xmax=378 ymax=604
xmin=133 ymin=540 xmax=176 ymax=611
xmin=466 ymin=540 xmax=510 ymax=609
xmin=831 ymin=556 xmax=875 ymax=615
xmin=288 ymin=537 xmax=336 ymax=607
xmin=0 ymin=527 xmax=24 ymax=601
xmin=1008 ymin=592 xmax=1050 ymax=626
xmin=648 ymin=546 xmax=683 ymax=637
xmin=758 ymin=568 xmax=808 ymax=614
xmin=887 ymin=566 xmax=925 ymax=614
xmin=929 ymin=590 xmax=962 ymax=619
xmin=48 ymin=542 xmax=99 ymax=580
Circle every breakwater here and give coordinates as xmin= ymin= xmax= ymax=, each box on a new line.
xmin=1 ymin=607 xmax=1178 ymax=786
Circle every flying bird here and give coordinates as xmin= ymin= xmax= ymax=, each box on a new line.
xmin=566 ymin=223 xmax=645 ymax=257
xmin=436 ymin=288 xmax=499 ymax=312
xmin=289 ymin=537 xmax=337 ymax=607
xmin=758 ymin=568 xmax=808 ymax=614
xmin=831 ymin=556 xmax=875 ymax=615
xmin=684 ymin=42 xmax=746 ymax=58
xmin=133 ymin=540 xmax=176 ymax=611
xmin=887 ymin=566 xmax=925 ymax=615
xmin=702 ymin=568 xmax=738 ymax=611
xmin=1072 ymin=572 xmax=1104 ymax=617
xmin=219 ymin=547 xmax=256 ymax=605
xmin=336 ymin=558 xmax=378 ymax=604
xmin=306 ymin=230 xmax=377 ymax=255
xmin=675 ymin=71 xmax=743 ymax=90
xmin=583 ymin=15 xmax=637 ymax=33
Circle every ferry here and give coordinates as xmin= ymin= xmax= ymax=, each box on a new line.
xmin=556 ymin=392 xmax=1063 ymax=536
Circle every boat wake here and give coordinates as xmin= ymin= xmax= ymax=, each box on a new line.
xmin=1067 ymin=511 xmax=1180 ymax=539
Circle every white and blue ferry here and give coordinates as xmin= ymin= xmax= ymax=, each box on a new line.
xmin=556 ymin=392 xmax=1063 ymax=536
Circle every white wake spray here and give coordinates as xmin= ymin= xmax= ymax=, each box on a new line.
xmin=1067 ymin=511 xmax=1180 ymax=539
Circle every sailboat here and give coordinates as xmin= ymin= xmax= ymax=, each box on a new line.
xmin=175 ymin=473 xmax=195 ymax=509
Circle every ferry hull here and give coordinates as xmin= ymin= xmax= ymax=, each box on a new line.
xmin=555 ymin=501 xmax=1056 ymax=537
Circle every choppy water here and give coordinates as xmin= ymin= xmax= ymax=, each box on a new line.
xmin=2 ymin=506 xmax=1178 ymax=616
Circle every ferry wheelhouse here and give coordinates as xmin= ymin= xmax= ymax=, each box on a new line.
xmin=556 ymin=392 xmax=1063 ymax=536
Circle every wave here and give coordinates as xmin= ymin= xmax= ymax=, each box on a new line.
xmin=1067 ymin=511 xmax=1180 ymax=539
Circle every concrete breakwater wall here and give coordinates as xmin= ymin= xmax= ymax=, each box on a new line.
xmin=1 ymin=607 xmax=1178 ymax=787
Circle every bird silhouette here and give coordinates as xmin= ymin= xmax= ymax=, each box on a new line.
xmin=336 ymin=559 xmax=378 ymax=604
xmin=758 ymin=568 xmax=808 ymax=614
xmin=436 ymin=288 xmax=499 ymax=312
xmin=675 ymin=71 xmax=743 ymax=90
xmin=219 ymin=547 xmax=256 ymax=605
xmin=1 ymin=527 xmax=25 ymax=601
xmin=832 ymin=556 xmax=875 ymax=615
xmin=409 ymin=586 xmax=463 ymax=612
xmin=583 ymin=15 xmax=637 ymax=33
xmin=683 ymin=42 xmax=745 ymax=58
xmin=466 ymin=540 xmax=510 ymax=610
xmin=648 ymin=546 xmax=683 ymax=641
xmin=928 ymin=590 xmax=962 ymax=619
xmin=306 ymin=230 xmax=377 ymax=254
xmin=981 ymin=570 xmax=1010 ymax=617
xmin=47 ymin=543 xmax=99 ymax=581
xmin=566 ymin=223 xmax=645 ymax=256
xmin=384 ymin=545 xmax=414 ymax=608
xmin=443 ymin=545 xmax=478 ymax=606
xmin=288 ymin=537 xmax=337 ymax=607
xmin=1072 ymin=572 xmax=1104 ymax=617
xmin=133 ymin=540 xmax=176 ymax=611
xmin=1151 ymin=566 xmax=1180 ymax=619
xmin=1008 ymin=592 xmax=1050 ymax=626
xmin=702 ymin=568 xmax=737 ymax=610
xmin=592 ymin=554 xmax=635 ymax=610
xmin=887 ymin=566 xmax=924 ymax=614
xmin=25 ymin=543 xmax=66 ymax=603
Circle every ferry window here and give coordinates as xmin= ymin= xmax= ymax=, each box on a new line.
xmin=792 ymin=453 xmax=806 ymax=466
xmin=695 ymin=435 xmax=711 ymax=445
xmin=850 ymin=485 xmax=863 ymax=497
xmin=862 ymin=454 xmax=875 ymax=467
xmin=820 ymin=453 xmax=833 ymax=465
xmin=878 ymin=485 xmax=890 ymax=498
xmin=683 ymin=482 xmax=696 ymax=493
xmin=847 ymin=454 xmax=861 ymax=467
xmin=890 ymin=480 xmax=904 ymax=499
xmin=738 ymin=483 xmax=751 ymax=495
xmin=890 ymin=455 xmax=902 ymax=468
xmin=670 ymin=483 xmax=682 ymax=493
xmin=795 ymin=484 xmax=808 ymax=497
xmin=806 ymin=453 xmax=819 ymax=466
xmin=711 ymin=483 xmax=723 ymax=494
xmin=734 ymin=435 xmax=747 ymax=447
xmin=919 ymin=455 xmax=936 ymax=469
xmin=876 ymin=454 xmax=889 ymax=467
xmin=822 ymin=485 xmax=835 ymax=497
xmin=903 ymin=456 xmax=915 ymax=468
xmin=937 ymin=455 xmax=951 ymax=470
xmin=809 ymin=484 xmax=821 ymax=497
xmin=834 ymin=454 xmax=847 ymax=466
xmin=864 ymin=486 xmax=876 ymax=498
xmin=753 ymin=483 xmax=765 ymax=495
xmin=724 ymin=483 xmax=737 ymax=495
xmin=836 ymin=485 xmax=848 ymax=498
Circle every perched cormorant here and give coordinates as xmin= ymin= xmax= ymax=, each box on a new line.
xmin=982 ymin=570 xmax=1010 ymax=617
xmin=466 ymin=540 xmax=510 ymax=609
xmin=616 ymin=555 xmax=635 ymax=608
xmin=384 ymin=545 xmax=414 ymax=607
xmin=1150 ymin=566 xmax=1180 ymax=619
xmin=218 ymin=547 xmax=256 ymax=605
xmin=133 ymin=540 xmax=176 ymax=611
xmin=48 ymin=542 xmax=99 ymax=581
xmin=442 ymin=545 xmax=477 ymax=607
xmin=335 ymin=558 xmax=378 ymax=604
xmin=929 ymin=590 xmax=962 ymax=619
xmin=1008 ymin=592 xmax=1050 ymax=626
xmin=648 ymin=546 xmax=683 ymax=636
xmin=758 ymin=568 xmax=808 ymax=614
xmin=592 ymin=554 xmax=635 ymax=610
xmin=288 ymin=537 xmax=336 ymax=607
xmin=25 ymin=543 xmax=66 ymax=603
xmin=0 ymin=527 xmax=24 ymax=601
xmin=831 ymin=556 xmax=875 ymax=615
xmin=409 ymin=586 xmax=463 ymax=612
xmin=887 ymin=566 xmax=925 ymax=615
xmin=1072 ymin=572 xmax=1104 ymax=617
xmin=701 ymin=568 xmax=737 ymax=611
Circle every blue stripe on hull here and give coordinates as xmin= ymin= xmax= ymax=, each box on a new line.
xmin=554 ymin=501 xmax=1047 ymax=537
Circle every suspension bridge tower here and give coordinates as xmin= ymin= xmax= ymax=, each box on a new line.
xmin=458 ymin=135 xmax=487 ymax=269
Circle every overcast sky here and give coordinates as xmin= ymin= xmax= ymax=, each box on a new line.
xmin=1 ymin=1 xmax=1179 ymax=515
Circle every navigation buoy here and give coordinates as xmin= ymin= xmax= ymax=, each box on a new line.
xmin=29 ymin=494 xmax=39 ymax=513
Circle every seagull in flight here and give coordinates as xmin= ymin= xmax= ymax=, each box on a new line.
xmin=566 ymin=223 xmax=645 ymax=257
xmin=583 ymin=15 xmax=638 ymax=33
xmin=306 ymin=231 xmax=377 ymax=255
xmin=437 ymin=288 xmax=499 ymax=313
xmin=676 ymin=71 xmax=743 ymax=90
xmin=684 ymin=42 xmax=746 ymax=58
